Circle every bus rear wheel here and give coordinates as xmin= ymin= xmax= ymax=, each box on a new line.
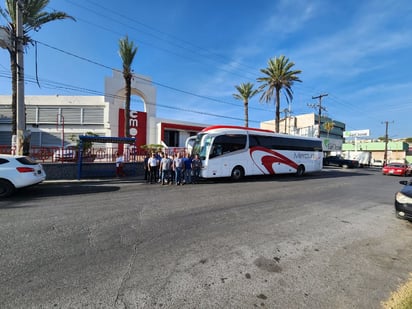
xmin=231 ymin=166 xmax=244 ymax=181
xmin=296 ymin=165 xmax=305 ymax=177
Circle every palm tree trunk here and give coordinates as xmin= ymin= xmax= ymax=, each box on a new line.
xmin=244 ymin=101 xmax=248 ymax=127
xmin=124 ymin=77 xmax=132 ymax=138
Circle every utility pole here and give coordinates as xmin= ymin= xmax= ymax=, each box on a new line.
xmin=282 ymin=108 xmax=289 ymax=134
xmin=382 ymin=121 xmax=393 ymax=166
xmin=16 ymin=0 xmax=25 ymax=155
xmin=308 ymin=93 xmax=328 ymax=138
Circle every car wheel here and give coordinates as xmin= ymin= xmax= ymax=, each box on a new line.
xmin=231 ymin=166 xmax=244 ymax=181
xmin=342 ymin=164 xmax=349 ymax=168
xmin=0 ymin=179 xmax=15 ymax=198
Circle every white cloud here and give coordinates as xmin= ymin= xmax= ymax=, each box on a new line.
xmin=262 ymin=0 xmax=317 ymax=35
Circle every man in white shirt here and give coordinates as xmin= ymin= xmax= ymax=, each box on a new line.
xmin=148 ymin=153 xmax=158 ymax=184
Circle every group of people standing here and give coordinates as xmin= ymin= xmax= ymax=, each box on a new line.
xmin=145 ymin=151 xmax=202 ymax=185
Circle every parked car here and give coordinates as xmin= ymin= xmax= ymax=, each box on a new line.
xmin=371 ymin=159 xmax=383 ymax=167
xmin=382 ymin=163 xmax=412 ymax=176
xmin=323 ymin=156 xmax=359 ymax=168
xmin=0 ymin=154 xmax=46 ymax=197
xmin=394 ymin=179 xmax=412 ymax=221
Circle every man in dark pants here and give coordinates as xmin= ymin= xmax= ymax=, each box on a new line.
xmin=147 ymin=153 xmax=158 ymax=184
xmin=143 ymin=153 xmax=150 ymax=182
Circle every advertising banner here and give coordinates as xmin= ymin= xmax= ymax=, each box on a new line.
xmin=118 ymin=109 xmax=147 ymax=149
xmin=343 ymin=130 xmax=370 ymax=138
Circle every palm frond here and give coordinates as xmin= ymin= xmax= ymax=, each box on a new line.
xmin=119 ymin=36 xmax=138 ymax=72
xmin=257 ymin=55 xmax=302 ymax=132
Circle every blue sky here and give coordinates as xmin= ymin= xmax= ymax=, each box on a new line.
xmin=0 ymin=0 xmax=411 ymax=139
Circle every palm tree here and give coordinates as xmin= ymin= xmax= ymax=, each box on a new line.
xmin=233 ymin=82 xmax=259 ymax=127
xmin=323 ymin=121 xmax=334 ymax=138
xmin=257 ymin=55 xmax=302 ymax=133
xmin=118 ymin=35 xmax=138 ymax=138
xmin=0 ymin=0 xmax=75 ymax=135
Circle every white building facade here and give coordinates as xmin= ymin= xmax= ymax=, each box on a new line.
xmin=0 ymin=71 xmax=207 ymax=152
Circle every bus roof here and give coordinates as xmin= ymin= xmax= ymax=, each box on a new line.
xmin=200 ymin=125 xmax=321 ymax=141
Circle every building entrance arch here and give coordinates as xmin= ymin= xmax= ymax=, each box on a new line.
xmin=104 ymin=70 xmax=157 ymax=150
xmin=105 ymin=70 xmax=156 ymax=117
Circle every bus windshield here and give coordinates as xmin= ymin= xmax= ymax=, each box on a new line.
xmin=192 ymin=133 xmax=212 ymax=161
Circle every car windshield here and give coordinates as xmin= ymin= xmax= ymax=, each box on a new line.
xmin=388 ymin=164 xmax=403 ymax=168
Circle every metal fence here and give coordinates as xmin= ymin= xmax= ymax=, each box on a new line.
xmin=0 ymin=145 xmax=188 ymax=163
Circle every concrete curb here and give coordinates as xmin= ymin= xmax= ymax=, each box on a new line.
xmin=43 ymin=176 xmax=146 ymax=185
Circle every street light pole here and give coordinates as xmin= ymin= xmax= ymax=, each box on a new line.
xmin=16 ymin=0 xmax=25 ymax=155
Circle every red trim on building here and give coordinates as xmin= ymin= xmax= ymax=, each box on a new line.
xmin=160 ymin=122 xmax=206 ymax=142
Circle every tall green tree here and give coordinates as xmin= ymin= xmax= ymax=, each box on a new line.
xmin=118 ymin=35 xmax=138 ymax=138
xmin=257 ymin=55 xmax=302 ymax=133
xmin=0 ymin=0 xmax=75 ymax=135
xmin=233 ymin=82 xmax=259 ymax=127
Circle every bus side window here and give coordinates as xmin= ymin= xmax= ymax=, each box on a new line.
xmin=210 ymin=144 xmax=222 ymax=158
xmin=249 ymin=135 xmax=260 ymax=148
xmin=210 ymin=134 xmax=246 ymax=158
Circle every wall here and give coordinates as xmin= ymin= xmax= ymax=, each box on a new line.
xmin=43 ymin=162 xmax=145 ymax=180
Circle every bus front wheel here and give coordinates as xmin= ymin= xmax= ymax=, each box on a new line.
xmin=296 ymin=165 xmax=305 ymax=177
xmin=231 ymin=166 xmax=244 ymax=181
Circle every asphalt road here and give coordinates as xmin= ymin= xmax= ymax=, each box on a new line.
xmin=1 ymin=167 xmax=412 ymax=308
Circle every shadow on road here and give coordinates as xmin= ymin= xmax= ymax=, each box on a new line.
xmin=0 ymin=184 xmax=121 ymax=207
xmin=199 ymin=167 xmax=377 ymax=184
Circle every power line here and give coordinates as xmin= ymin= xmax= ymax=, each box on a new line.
xmin=59 ymin=0 xmax=259 ymax=79
xmin=0 ymin=71 xmax=263 ymax=124
xmin=34 ymin=40 xmax=271 ymax=113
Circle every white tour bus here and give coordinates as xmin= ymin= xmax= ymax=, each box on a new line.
xmin=189 ymin=125 xmax=323 ymax=180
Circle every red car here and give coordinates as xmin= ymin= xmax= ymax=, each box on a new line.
xmin=382 ymin=163 xmax=412 ymax=176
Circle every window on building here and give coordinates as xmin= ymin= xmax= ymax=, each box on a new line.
xmin=164 ymin=130 xmax=179 ymax=147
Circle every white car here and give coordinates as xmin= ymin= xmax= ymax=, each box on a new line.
xmin=0 ymin=154 xmax=47 ymax=197
xmin=371 ymin=159 xmax=383 ymax=167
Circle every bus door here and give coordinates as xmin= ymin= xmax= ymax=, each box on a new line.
xmin=208 ymin=134 xmax=247 ymax=177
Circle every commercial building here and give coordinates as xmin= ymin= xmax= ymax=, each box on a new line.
xmin=0 ymin=71 xmax=207 ymax=153
xmin=260 ymin=113 xmax=346 ymax=152
xmin=342 ymin=140 xmax=411 ymax=164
